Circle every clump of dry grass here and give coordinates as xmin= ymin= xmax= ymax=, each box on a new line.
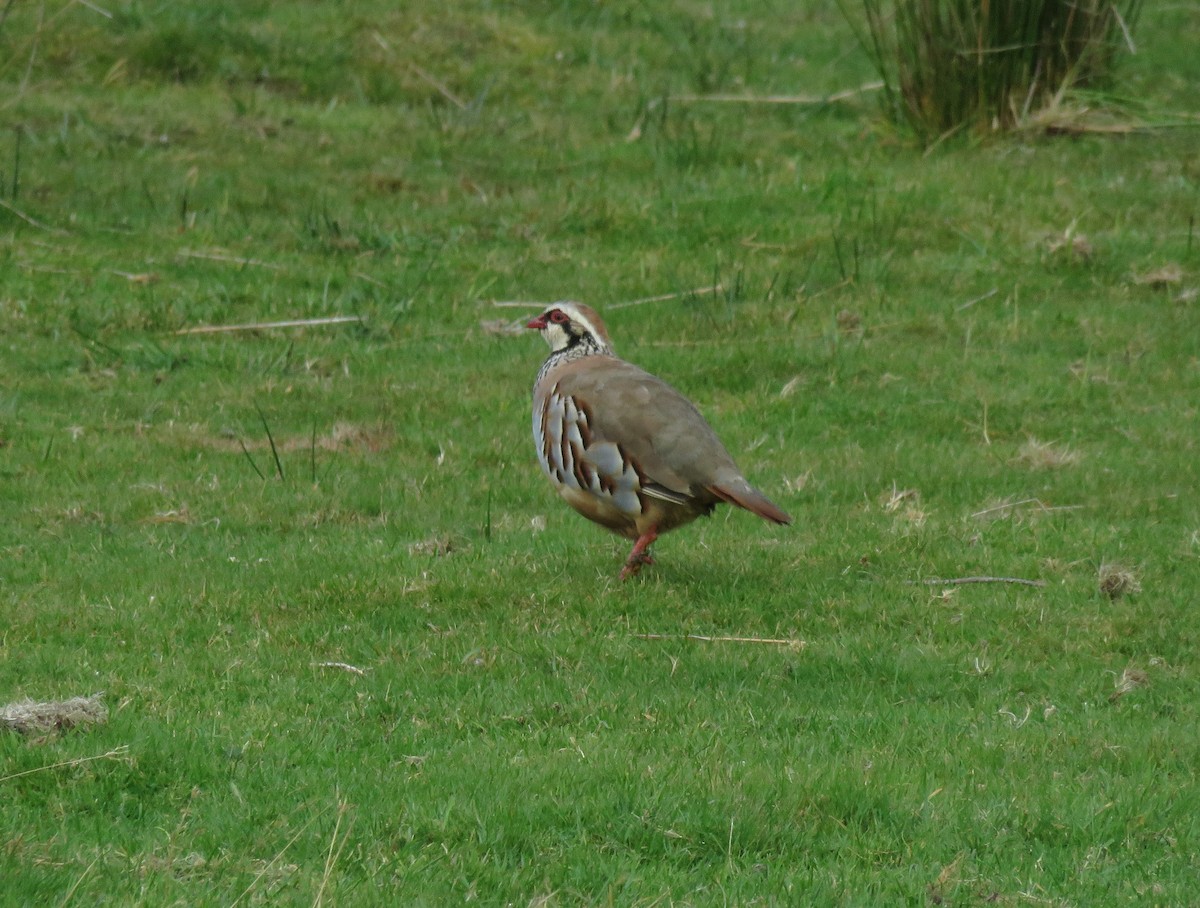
xmin=1016 ymin=438 xmax=1080 ymax=470
xmin=1132 ymin=264 xmax=1184 ymax=289
xmin=409 ymin=534 xmax=456 ymax=557
xmin=1046 ymin=224 xmax=1095 ymax=261
xmin=1 ymin=693 xmax=108 ymax=737
xmin=1109 ymin=666 xmax=1149 ymax=702
xmin=1099 ymin=563 xmax=1141 ymax=599
xmin=880 ymin=485 xmax=927 ymax=527
xmin=836 ymin=309 xmax=863 ymax=336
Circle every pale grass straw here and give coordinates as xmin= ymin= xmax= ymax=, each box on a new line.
xmin=669 ymin=81 xmax=884 ymax=105
xmin=971 ymin=498 xmax=1085 ymax=519
xmin=0 ymin=746 xmax=130 ymax=784
xmin=75 ymin=0 xmax=112 ymax=18
xmin=1112 ymin=7 xmax=1137 ymax=53
xmin=352 ymin=270 xmax=386 ymax=287
xmin=409 ymin=64 xmax=467 ymax=109
xmin=229 ymin=808 xmax=327 ymax=908
xmin=607 ymin=283 xmax=724 ymax=310
xmin=486 ymin=283 xmax=724 ymax=312
xmin=0 ymin=197 xmax=67 ymax=233
xmin=956 ymin=287 xmax=999 ymax=311
xmin=312 ymin=661 xmax=368 ymax=676
xmin=912 ymin=576 xmax=1046 ymax=588
xmin=634 ymin=633 xmax=805 ymax=648
xmin=314 ymin=801 xmax=354 ymax=908
xmin=174 ymin=316 xmax=362 ymax=335
xmin=176 ymin=249 xmax=283 ymax=270
xmin=56 ymin=857 xmax=99 ymax=908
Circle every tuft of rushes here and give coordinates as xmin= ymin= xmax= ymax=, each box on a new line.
xmin=847 ymin=0 xmax=1144 ymax=141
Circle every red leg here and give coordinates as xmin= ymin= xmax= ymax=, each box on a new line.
xmin=620 ymin=527 xmax=659 ymax=580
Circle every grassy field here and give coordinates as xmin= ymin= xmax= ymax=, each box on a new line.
xmin=2 ymin=1 xmax=1199 ymax=904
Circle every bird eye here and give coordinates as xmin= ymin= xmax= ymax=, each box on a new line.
xmin=550 ymin=310 xmax=569 ymax=325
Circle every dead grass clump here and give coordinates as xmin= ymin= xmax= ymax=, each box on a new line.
xmin=1016 ymin=438 xmax=1080 ymax=470
xmin=1021 ymin=95 xmax=1161 ymax=138
xmin=835 ymin=309 xmax=863 ymax=336
xmin=1109 ymin=666 xmax=1148 ymax=702
xmin=1 ymin=693 xmax=108 ymax=737
xmin=880 ymin=485 xmax=927 ymax=527
xmin=1131 ymin=264 xmax=1184 ymax=289
xmin=141 ymin=505 xmax=193 ymax=525
xmin=1046 ymin=225 xmax=1095 ymax=261
xmin=409 ymin=534 xmax=455 ymax=557
xmin=1099 ymin=563 xmax=1141 ymax=599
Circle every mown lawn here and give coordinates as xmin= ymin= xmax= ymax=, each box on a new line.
xmin=2 ymin=2 xmax=1199 ymax=905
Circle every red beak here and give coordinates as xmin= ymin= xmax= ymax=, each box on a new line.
xmin=526 ymin=315 xmax=548 ymax=330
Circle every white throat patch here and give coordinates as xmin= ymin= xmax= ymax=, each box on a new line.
xmin=542 ymin=321 xmax=572 ymax=352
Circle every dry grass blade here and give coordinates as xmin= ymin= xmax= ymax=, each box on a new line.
xmin=634 ymin=633 xmax=806 ymax=649
xmin=176 ymin=249 xmax=283 ymax=270
xmin=669 ymin=81 xmax=884 ymax=105
xmin=56 ymin=857 xmax=99 ymax=908
xmin=971 ymin=497 xmax=1085 ymax=520
xmin=0 ymin=197 xmax=68 ymax=233
xmin=0 ymin=746 xmax=130 ymax=784
xmin=174 ymin=315 xmax=362 ymax=335
xmin=75 ymin=0 xmax=113 ymax=18
xmin=409 ymin=63 xmax=466 ymax=109
xmin=314 ymin=801 xmax=355 ymax=908
xmin=229 ymin=808 xmax=327 ymax=908
xmin=914 ymin=576 xmax=1046 ymax=588
xmin=313 ymin=661 xmax=368 ymax=676
xmin=485 ymin=284 xmax=726 ymax=314
xmin=956 ymin=287 xmax=999 ymax=311
xmin=607 ymin=283 xmax=724 ymax=310
xmin=110 ymin=270 xmax=159 ymax=284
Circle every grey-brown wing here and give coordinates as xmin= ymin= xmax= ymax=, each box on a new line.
xmin=551 ymin=356 xmax=740 ymax=500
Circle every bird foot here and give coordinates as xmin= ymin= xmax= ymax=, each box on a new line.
xmin=619 ymin=551 xmax=655 ymax=580
xmin=620 ymin=528 xmax=659 ymax=580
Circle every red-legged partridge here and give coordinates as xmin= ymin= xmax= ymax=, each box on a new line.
xmin=527 ymin=302 xmax=790 ymax=579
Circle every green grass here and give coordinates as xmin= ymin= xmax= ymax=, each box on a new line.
xmin=2 ymin=1 xmax=1199 ymax=905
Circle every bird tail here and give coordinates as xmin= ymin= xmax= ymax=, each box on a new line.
xmin=707 ymin=478 xmax=792 ymax=525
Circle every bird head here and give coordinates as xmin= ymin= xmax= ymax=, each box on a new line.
xmin=526 ymin=302 xmax=613 ymax=355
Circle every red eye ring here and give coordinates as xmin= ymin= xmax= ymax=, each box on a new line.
xmin=550 ymin=310 xmax=569 ymax=325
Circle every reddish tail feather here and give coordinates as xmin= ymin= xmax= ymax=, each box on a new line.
xmin=707 ymin=480 xmax=792 ymax=525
